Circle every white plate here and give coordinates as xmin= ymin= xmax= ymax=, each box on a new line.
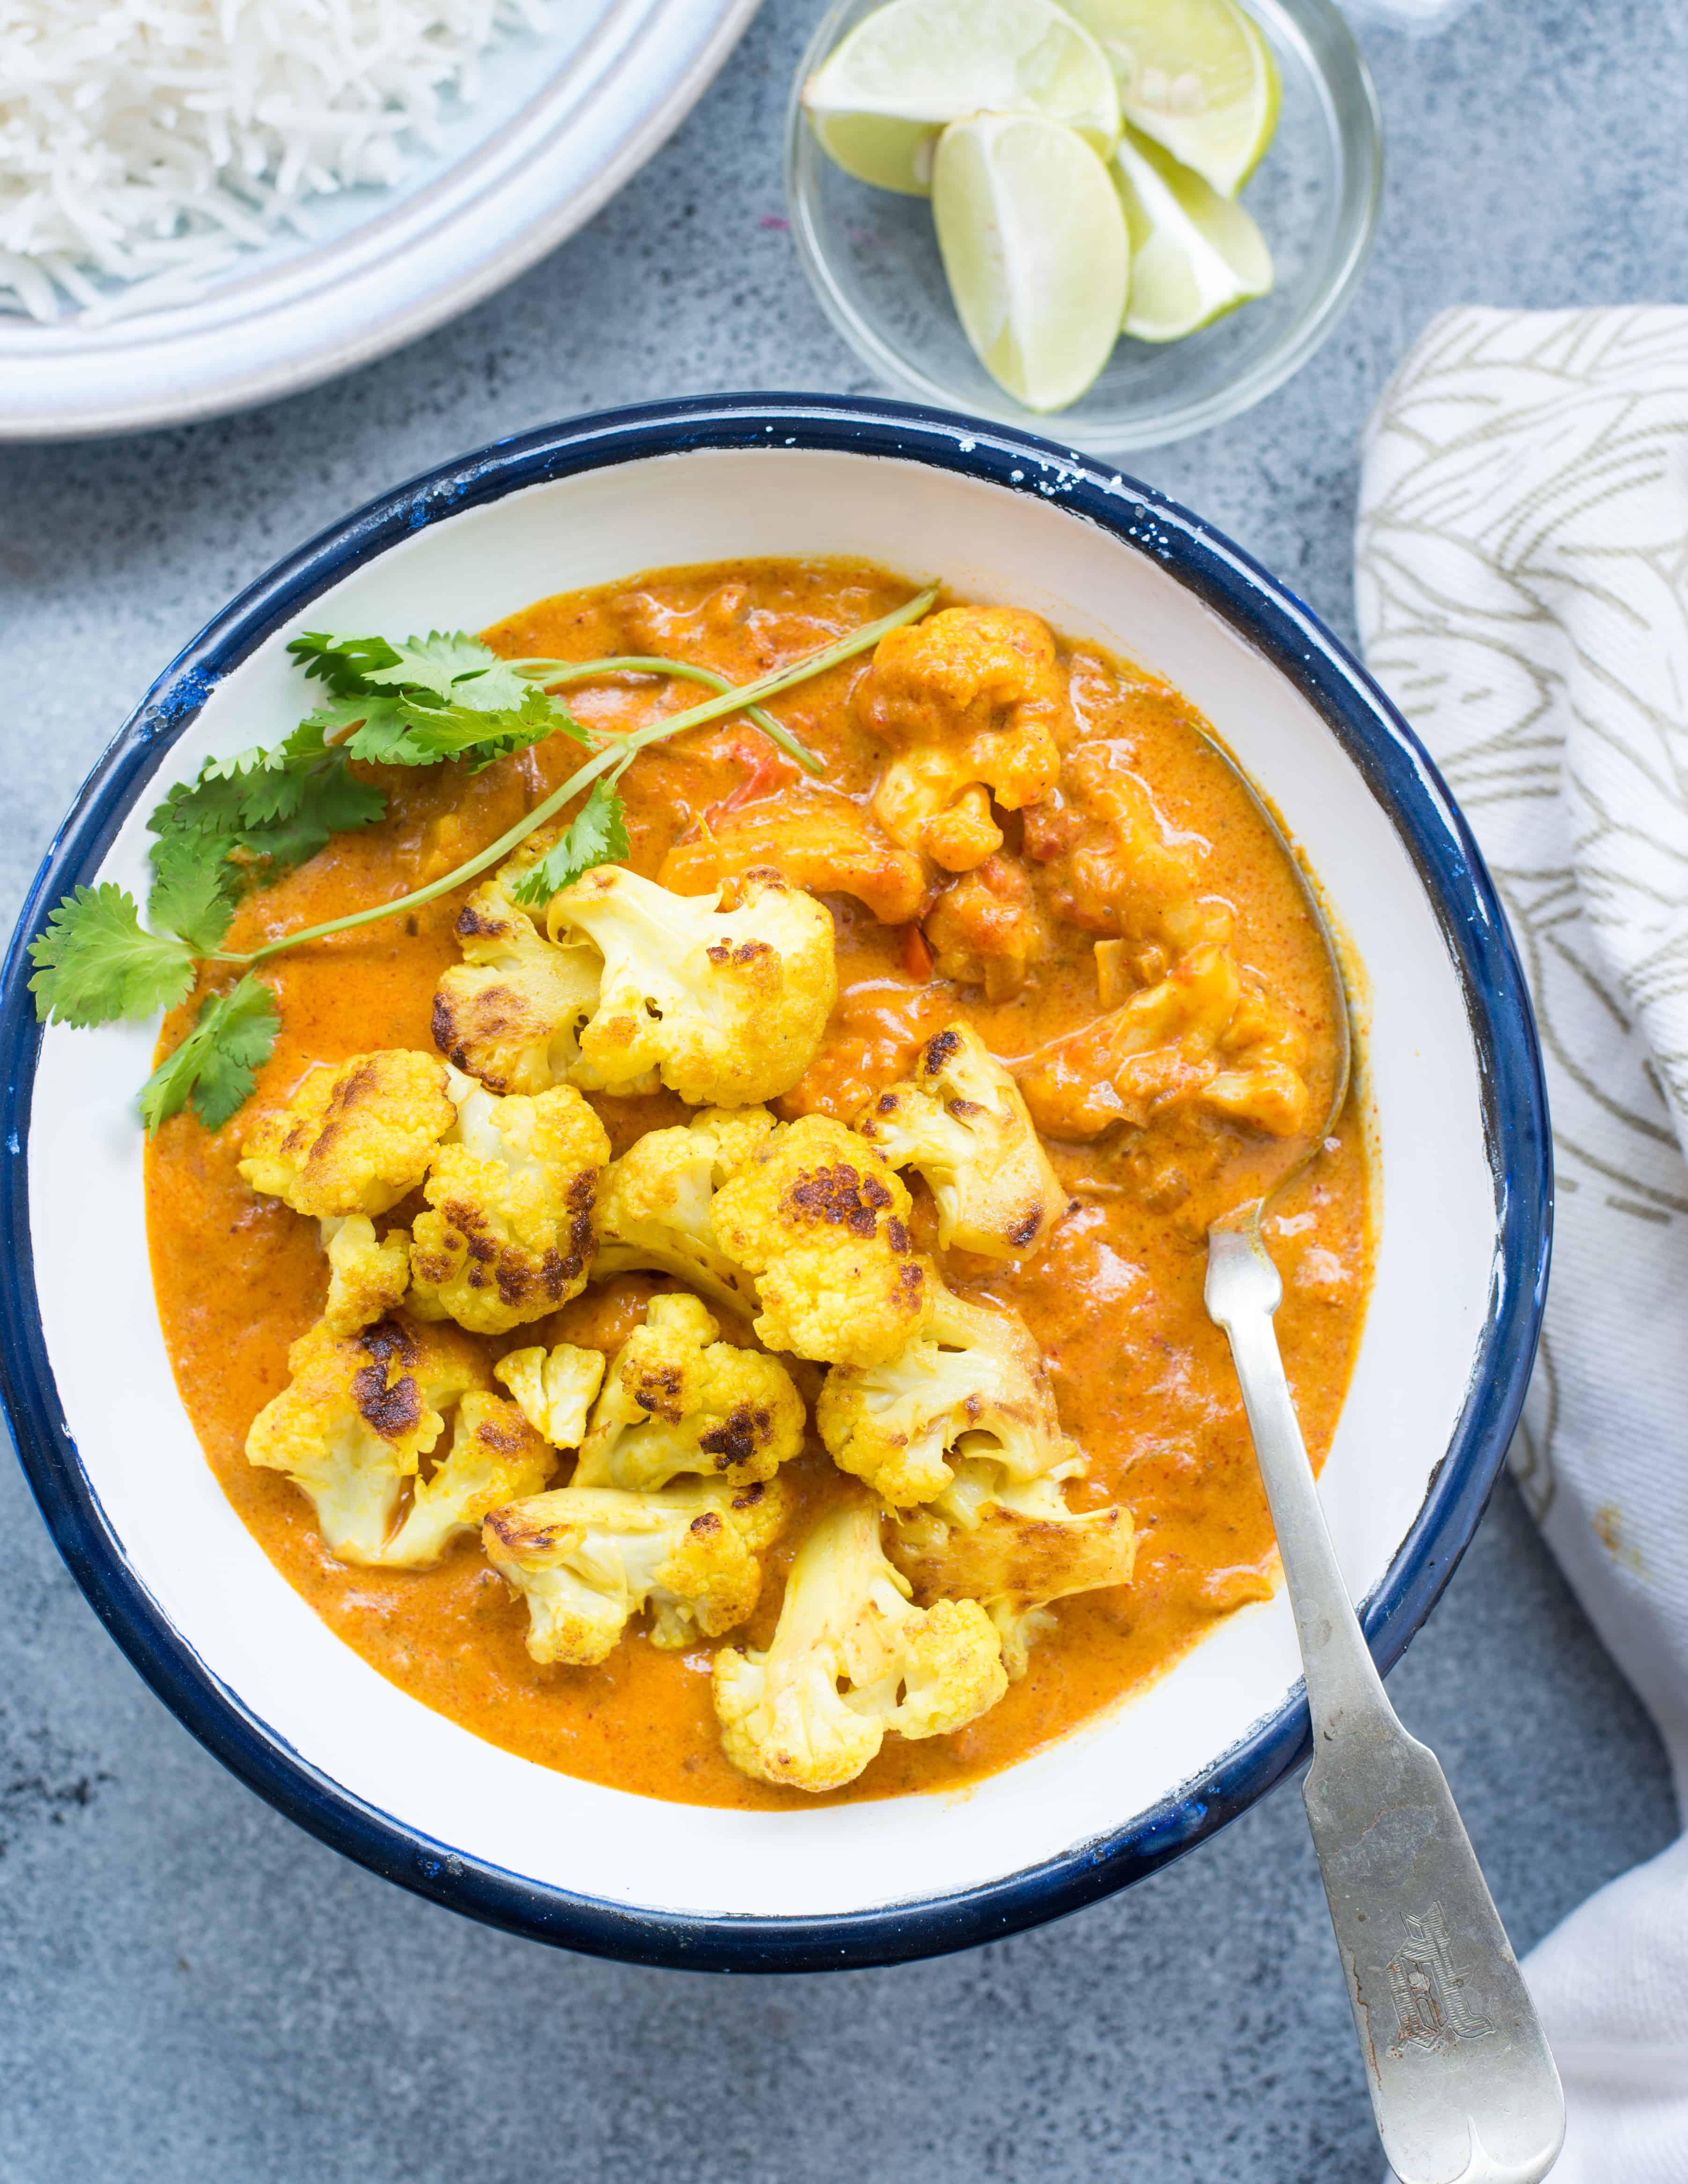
xmin=0 ymin=0 xmax=760 ymax=442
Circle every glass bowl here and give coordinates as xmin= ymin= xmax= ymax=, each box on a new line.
xmin=784 ymin=0 xmax=1383 ymax=452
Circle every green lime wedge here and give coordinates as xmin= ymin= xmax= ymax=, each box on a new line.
xmin=931 ymin=112 xmax=1128 ymax=411
xmin=803 ymin=0 xmax=1121 ymax=197
xmin=1113 ymin=124 xmax=1272 ymax=340
xmin=1063 ymin=0 xmax=1279 ymax=196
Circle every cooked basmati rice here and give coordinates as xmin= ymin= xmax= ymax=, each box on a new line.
xmin=0 ymin=0 xmax=551 ymax=323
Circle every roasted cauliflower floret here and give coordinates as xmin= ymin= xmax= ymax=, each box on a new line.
xmin=238 ymin=1049 xmax=454 ymax=1218
xmin=543 ymin=865 xmax=837 ymax=1105
xmin=431 ymin=831 xmax=602 ymax=1095
xmin=572 ymin=1293 xmax=806 ymax=1493
xmin=711 ymin=1494 xmax=1007 ymax=1793
xmin=383 ymin=1393 xmax=557 ymax=1569
xmin=320 ymin=1214 xmax=411 ymax=1335
xmin=923 ymin=853 xmax=1051 ymax=1001
xmin=710 ymin=1114 xmax=932 ymax=1367
xmin=493 ymin=1341 xmax=605 ymax=1449
xmin=855 ymin=1023 xmax=1060 ymax=1260
xmin=892 ymin=1463 xmax=1136 ymax=1679
xmin=483 ymin=1475 xmax=792 ymax=1666
xmin=857 ymin=607 xmax=1067 ymax=872
xmin=659 ymin=788 xmax=927 ymax=926
xmin=817 ymin=1287 xmax=1079 ymax=1509
xmin=1016 ymin=941 xmax=1312 ymax=1142
xmin=408 ymin=1078 xmax=610 ymax=1336
xmin=245 ymin=1312 xmax=489 ymax=1561
xmin=594 ymin=1106 xmax=775 ymax=1316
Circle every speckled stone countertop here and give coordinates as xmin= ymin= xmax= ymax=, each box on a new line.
xmin=0 ymin=3 xmax=1680 ymax=2177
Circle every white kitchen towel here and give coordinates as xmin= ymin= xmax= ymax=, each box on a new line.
xmin=1357 ymin=305 xmax=1688 ymax=2182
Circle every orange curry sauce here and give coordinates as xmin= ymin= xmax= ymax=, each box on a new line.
xmin=146 ymin=557 xmax=1371 ymax=1811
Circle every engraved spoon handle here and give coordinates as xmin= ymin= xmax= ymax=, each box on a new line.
xmin=1205 ymin=1221 xmax=1564 ymax=2184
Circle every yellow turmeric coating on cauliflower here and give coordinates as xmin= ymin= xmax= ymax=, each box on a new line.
xmin=711 ymin=1494 xmax=1007 ymax=1793
xmin=594 ymin=1106 xmax=775 ymax=1318
xmin=892 ymin=1463 xmax=1136 ymax=1680
xmin=244 ymin=1311 xmax=489 ymax=1562
xmin=817 ymin=1287 xmax=1080 ymax=1510
xmin=542 ymin=864 xmax=836 ymax=1106
xmin=482 ymin=1474 xmax=792 ymax=1667
xmin=320 ymin=1215 xmax=411 ymax=1335
xmin=431 ymin=830 xmax=602 ymax=1095
xmin=1015 ymin=941 xmax=1312 ymax=1142
xmin=658 ymin=788 xmax=926 ymax=926
xmin=493 ymin=1342 xmax=605 ymax=1449
xmin=238 ymin=1049 xmax=454 ymax=1218
xmin=857 ymin=606 xmax=1067 ymax=873
xmin=571 ymin=1293 xmax=805 ymax=1493
xmin=855 ymin=1022 xmax=1059 ymax=1261
xmin=709 ymin=1114 xmax=932 ymax=1368
xmin=408 ymin=1078 xmax=610 ymax=1336
xmin=382 ymin=1392 xmax=557 ymax=1569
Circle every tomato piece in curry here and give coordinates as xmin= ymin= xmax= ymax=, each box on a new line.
xmin=145 ymin=557 xmax=1371 ymax=1812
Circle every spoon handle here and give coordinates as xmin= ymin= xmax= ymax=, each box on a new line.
xmin=1205 ymin=1223 xmax=1564 ymax=2184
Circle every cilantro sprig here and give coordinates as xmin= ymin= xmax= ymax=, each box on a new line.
xmin=27 ymin=590 xmax=939 ymax=1134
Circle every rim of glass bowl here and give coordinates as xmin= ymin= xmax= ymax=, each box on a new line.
xmin=784 ymin=0 xmax=1385 ymax=453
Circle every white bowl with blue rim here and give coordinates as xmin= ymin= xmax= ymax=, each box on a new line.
xmin=0 ymin=397 xmax=1548 ymax=1970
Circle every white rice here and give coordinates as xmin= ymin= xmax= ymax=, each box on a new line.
xmin=0 ymin=0 xmax=551 ymax=323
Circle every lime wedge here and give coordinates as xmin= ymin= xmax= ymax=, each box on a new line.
xmin=1062 ymin=0 xmax=1279 ymax=196
xmin=1113 ymin=125 xmax=1272 ymax=340
xmin=931 ymin=112 xmax=1128 ymax=411
xmin=803 ymin=0 xmax=1121 ymax=197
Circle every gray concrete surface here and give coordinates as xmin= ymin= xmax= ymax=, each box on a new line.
xmin=1 ymin=1 xmax=1682 ymax=2177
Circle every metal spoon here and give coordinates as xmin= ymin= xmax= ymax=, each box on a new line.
xmin=1201 ymin=803 xmax=1564 ymax=2184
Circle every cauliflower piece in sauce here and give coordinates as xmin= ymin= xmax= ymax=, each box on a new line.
xmin=431 ymin=831 xmax=602 ymax=1095
xmin=923 ymin=853 xmax=1051 ymax=1002
xmin=856 ymin=606 xmax=1067 ymax=874
xmin=383 ymin=1393 xmax=556 ymax=1570
xmin=482 ymin=1475 xmax=792 ymax=1667
xmin=493 ymin=1342 xmax=605 ymax=1450
xmin=711 ymin=1494 xmax=1008 ymax=1794
xmin=710 ymin=1114 xmax=932 ymax=1368
xmin=544 ymin=865 xmax=837 ymax=1106
xmin=571 ymin=1292 xmax=805 ymax=1493
xmin=408 ymin=1076 xmax=610 ymax=1337
xmin=245 ymin=1311 xmax=488 ymax=1562
xmin=238 ymin=1049 xmax=454 ymax=1219
xmin=855 ymin=1022 xmax=1060 ymax=1261
xmin=594 ymin=1106 xmax=775 ymax=1318
xmin=658 ymin=788 xmax=926 ymax=926
xmin=319 ymin=1214 xmax=412 ymax=1335
xmin=817 ymin=1287 xmax=1080 ymax=1510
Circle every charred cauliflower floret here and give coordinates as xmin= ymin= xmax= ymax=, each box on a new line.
xmin=817 ymin=1287 xmax=1079 ymax=1510
xmin=238 ymin=1050 xmax=454 ymax=1218
xmin=408 ymin=1077 xmax=610 ymax=1336
xmin=892 ymin=1464 xmax=1136 ymax=1679
xmin=659 ymin=788 xmax=926 ymax=926
xmin=383 ymin=1393 xmax=557 ymax=1569
xmin=855 ymin=1023 xmax=1059 ymax=1260
xmin=493 ymin=1342 xmax=605 ymax=1449
xmin=320 ymin=1215 xmax=412 ymax=1335
xmin=542 ymin=865 xmax=837 ymax=1106
xmin=594 ymin=1106 xmax=775 ymax=1317
xmin=572 ymin=1293 xmax=806 ymax=1493
xmin=1016 ymin=941 xmax=1312 ymax=1142
xmin=923 ymin=853 xmax=1051 ymax=1001
xmin=712 ymin=1494 xmax=1007 ymax=1793
xmin=431 ymin=831 xmax=602 ymax=1095
xmin=857 ymin=606 xmax=1067 ymax=873
xmin=710 ymin=1114 xmax=932 ymax=1367
xmin=245 ymin=1311 xmax=489 ymax=1562
xmin=482 ymin=1475 xmax=792 ymax=1667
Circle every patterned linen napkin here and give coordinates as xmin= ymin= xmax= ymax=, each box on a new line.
xmin=1357 ymin=305 xmax=1688 ymax=2183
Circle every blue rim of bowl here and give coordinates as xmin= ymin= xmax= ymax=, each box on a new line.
xmin=0 ymin=393 xmax=1550 ymax=1974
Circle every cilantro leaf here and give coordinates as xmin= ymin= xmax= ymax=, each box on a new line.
xmin=139 ymin=976 xmax=280 ymax=1134
xmin=357 ymin=632 xmax=535 ymax=713
xmin=147 ymin=836 xmax=237 ymax=954
xmin=287 ymin=632 xmax=403 ymax=695
xmin=346 ymin=684 xmax=574 ymax=770
xmin=28 ymin=885 xmax=198 ymax=1028
xmin=510 ymin=780 xmax=631 ymax=907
